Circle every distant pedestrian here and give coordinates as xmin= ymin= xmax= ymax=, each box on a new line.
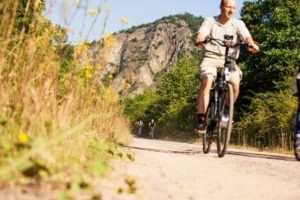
xmin=148 ymin=119 xmax=156 ymax=139
xmin=136 ymin=120 xmax=144 ymax=137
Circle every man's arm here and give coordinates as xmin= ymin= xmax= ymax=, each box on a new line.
xmin=245 ymin=36 xmax=260 ymax=54
xmin=195 ymin=17 xmax=213 ymax=47
xmin=236 ymin=19 xmax=260 ymax=54
xmin=195 ymin=33 xmax=206 ymax=47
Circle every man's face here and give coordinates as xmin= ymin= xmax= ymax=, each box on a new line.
xmin=221 ymin=0 xmax=236 ymax=20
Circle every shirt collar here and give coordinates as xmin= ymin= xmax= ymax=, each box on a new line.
xmin=215 ymin=15 xmax=233 ymax=27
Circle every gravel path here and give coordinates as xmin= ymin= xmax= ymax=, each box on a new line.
xmin=101 ymin=137 xmax=300 ymax=200
xmin=1 ymin=137 xmax=299 ymax=200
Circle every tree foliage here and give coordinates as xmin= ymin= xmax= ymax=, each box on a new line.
xmin=234 ymin=90 xmax=296 ymax=150
xmin=124 ymin=54 xmax=199 ymax=138
xmin=240 ymin=0 xmax=300 ymax=94
xmin=233 ymin=0 xmax=300 ymax=150
xmin=124 ymin=89 xmax=158 ymax=122
xmin=154 ymin=54 xmax=198 ymax=131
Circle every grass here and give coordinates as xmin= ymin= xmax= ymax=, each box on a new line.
xmin=0 ymin=0 xmax=133 ymax=198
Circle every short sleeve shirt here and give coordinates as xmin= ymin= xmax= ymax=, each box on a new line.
xmin=198 ymin=15 xmax=251 ymax=60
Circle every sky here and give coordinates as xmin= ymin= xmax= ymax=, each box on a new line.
xmin=46 ymin=0 xmax=245 ymax=44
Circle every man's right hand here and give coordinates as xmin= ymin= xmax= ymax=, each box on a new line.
xmin=195 ymin=33 xmax=206 ymax=47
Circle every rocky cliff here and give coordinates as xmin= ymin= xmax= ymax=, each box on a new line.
xmin=91 ymin=14 xmax=203 ymax=96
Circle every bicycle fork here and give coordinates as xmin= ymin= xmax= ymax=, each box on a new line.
xmin=209 ymin=87 xmax=220 ymax=133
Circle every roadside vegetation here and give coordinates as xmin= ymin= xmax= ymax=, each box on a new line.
xmin=0 ymin=0 xmax=132 ymax=198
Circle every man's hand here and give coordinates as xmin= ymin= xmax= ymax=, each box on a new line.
xmin=245 ymin=36 xmax=260 ymax=54
xmin=247 ymin=43 xmax=260 ymax=54
xmin=195 ymin=33 xmax=206 ymax=47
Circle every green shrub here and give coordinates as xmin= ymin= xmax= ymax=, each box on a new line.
xmin=234 ymin=90 xmax=297 ymax=150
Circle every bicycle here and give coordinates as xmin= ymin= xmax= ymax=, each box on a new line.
xmin=196 ymin=35 xmax=253 ymax=157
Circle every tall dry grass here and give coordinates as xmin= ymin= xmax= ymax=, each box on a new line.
xmin=0 ymin=0 xmax=132 ymax=188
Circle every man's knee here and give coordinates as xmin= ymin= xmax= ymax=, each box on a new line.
xmin=200 ymin=75 xmax=214 ymax=91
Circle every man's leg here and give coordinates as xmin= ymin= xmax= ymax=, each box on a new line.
xmin=197 ymin=75 xmax=214 ymax=134
xmin=230 ymin=70 xmax=241 ymax=102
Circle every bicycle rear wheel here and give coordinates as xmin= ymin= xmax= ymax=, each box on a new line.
xmin=203 ymin=102 xmax=214 ymax=154
xmin=217 ymin=83 xmax=234 ymax=157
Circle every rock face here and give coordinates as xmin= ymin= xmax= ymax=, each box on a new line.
xmin=90 ymin=15 xmax=202 ymax=96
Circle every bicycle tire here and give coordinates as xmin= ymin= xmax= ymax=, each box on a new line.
xmin=217 ymin=83 xmax=234 ymax=157
xmin=202 ymin=102 xmax=214 ymax=154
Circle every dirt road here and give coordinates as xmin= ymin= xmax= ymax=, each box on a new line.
xmin=102 ymin=137 xmax=300 ymax=200
xmin=1 ymin=138 xmax=299 ymax=200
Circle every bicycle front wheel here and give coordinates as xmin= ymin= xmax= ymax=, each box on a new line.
xmin=202 ymin=102 xmax=214 ymax=154
xmin=217 ymin=83 xmax=234 ymax=157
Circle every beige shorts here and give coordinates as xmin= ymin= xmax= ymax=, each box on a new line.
xmin=200 ymin=56 xmax=242 ymax=82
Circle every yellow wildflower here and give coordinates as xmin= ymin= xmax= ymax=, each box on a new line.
xmin=104 ymin=88 xmax=118 ymax=103
xmin=120 ymin=17 xmax=129 ymax=25
xmin=75 ymin=43 xmax=89 ymax=56
xmin=102 ymin=34 xmax=116 ymax=47
xmin=88 ymin=8 xmax=98 ymax=16
xmin=85 ymin=71 xmax=93 ymax=79
xmin=130 ymin=74 xmax=137 ymax=81
xmin=85 ymin=62 xmax=94 ymax=79
xmin=18 ymin=132 xmax=29 ymax=144
xmin=84 ymin=62 xmax=93 ymax=70
xmin=122 ymin=81 xmax=131 ymax=90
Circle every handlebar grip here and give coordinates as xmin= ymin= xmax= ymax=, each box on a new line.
xmin=195 ymin=38 xmax=210 ymax=46
xmin=246 ymin=44 xmax=260 ymax=52
xmin=246 ymin=43 xmax=252 ymax=48
xmin=194 ymin=41 xmax=203 ymax=46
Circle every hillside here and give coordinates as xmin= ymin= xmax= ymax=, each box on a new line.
xmin=90 ymin=13 xmax=203 ymax=96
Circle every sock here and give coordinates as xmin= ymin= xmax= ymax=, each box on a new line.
xmin=198 ymin=113 xmax=206 ymax=124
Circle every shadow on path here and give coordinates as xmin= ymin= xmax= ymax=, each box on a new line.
xmin=122 ymin=139 xmax=296 ymax=162
xmin=225 ymin=150 xmax=296 ymax=162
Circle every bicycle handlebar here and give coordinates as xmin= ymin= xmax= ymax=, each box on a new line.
xmin=195 ymin=37 xmax=254 ymax=50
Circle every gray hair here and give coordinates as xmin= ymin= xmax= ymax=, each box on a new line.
xmin=220 ymin=0 xmax=236 ymax=6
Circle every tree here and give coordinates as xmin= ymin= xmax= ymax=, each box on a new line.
xmin=240 ymin=0 xmax=300 ymax=95
xmin=124 ymin=89 xmax=158 ymax=122
xmin=150 ymin=54 xmax=199 ymax=133
xmin=233 ymin=0 xmax=300 ymax=150
xmin=234 ymin=90 xmax=296 ymax=150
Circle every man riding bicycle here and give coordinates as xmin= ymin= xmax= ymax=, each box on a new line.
xmin=196 ymin=0 xmax=259 ymax=134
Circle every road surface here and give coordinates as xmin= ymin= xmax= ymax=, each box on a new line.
xmin=101 ymin=137 xmax=300 ymax=200
xmin=1 ymin=137 xmax=299 ymax=200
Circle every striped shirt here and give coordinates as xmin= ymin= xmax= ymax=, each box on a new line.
xmin=198 ymin=15 xmax=251 ymax=60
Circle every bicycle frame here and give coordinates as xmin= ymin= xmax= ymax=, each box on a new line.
xmin=201 ymin=36 xmax=245 ymax=157
xmin=210 ymin=39 xmax=232 ymax=130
